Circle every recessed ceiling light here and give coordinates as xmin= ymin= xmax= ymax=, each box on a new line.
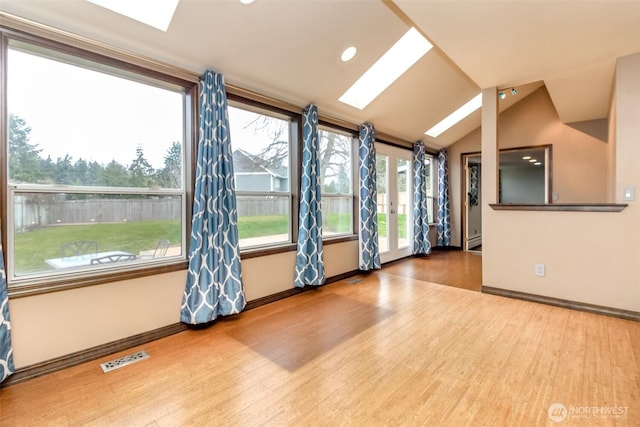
xmin=239 ymin=0 xmax=255 ymax=4
xmin=341 ymin=46 xmax=357 ymax=62
xmin=86 ymin=0 xmax=180 ymax=31
xmin=534 ymin=162 xmax=542 ymax=166
xmin=529 ymin=159 xmax=537 ymax=163
xmin=522 ymin=156 xmax=531 ymax=160
xmin=425 ymin=93 xmax=482 ymax=138
xmin=339 ymin=27 xmax=432 ymax=110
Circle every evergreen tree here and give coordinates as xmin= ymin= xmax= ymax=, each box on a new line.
xmin=100 ymin=160 xmax=130 ymax=187
xmin=129 ymin=145 xmax=154 ymax=187
xmin=53 ymin=154 xmax=75 ymax=185
xmin=156 ymin=141 xmax=182 ymax=188
xmin=8 ymin=113 xmax=44 ymax=183
xmin=87 ymin=161 xmax=104 ymax=186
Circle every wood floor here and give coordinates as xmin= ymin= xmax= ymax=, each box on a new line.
xmin=2 ymin=251 xmax=639 ymax=426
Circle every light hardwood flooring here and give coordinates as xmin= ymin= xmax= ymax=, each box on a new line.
xmin=1 ymin=252 xmax=639 ymax=426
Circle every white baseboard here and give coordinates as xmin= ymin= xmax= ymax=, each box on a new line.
xmin=467 ymin=234 xmax=482 ymax=249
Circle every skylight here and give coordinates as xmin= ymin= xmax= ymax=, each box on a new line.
xmin=86 ymin=0 xmax=180 ymax=32
xmin=425 ymin=93 xmax=482 ymax=138
xmin=339 ymin=27 xmax=432 ymax=110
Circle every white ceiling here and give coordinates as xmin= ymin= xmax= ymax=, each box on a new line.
xmin=1 ymin=0 xmax=639 ymax=149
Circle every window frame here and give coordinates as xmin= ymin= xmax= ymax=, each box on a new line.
xmin=227 ymin=96 xmax=300 ymax=255
xmin=317 ymin=124 xmax=357 ymax=241
xmin=1 ymin=30 xmax=196 ymax=296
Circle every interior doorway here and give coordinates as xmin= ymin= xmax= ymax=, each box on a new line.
xmin=462 ymin=153 xmax=482 ymax=252
xmin=375 ymin=143 xmax=413 ymax=263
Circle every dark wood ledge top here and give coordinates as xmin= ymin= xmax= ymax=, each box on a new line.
xmin=489 ymin=203 xmax=628 ymax=212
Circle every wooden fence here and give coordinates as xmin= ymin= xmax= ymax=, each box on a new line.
xmin=14 ymin=195 xmax=355 ymax=230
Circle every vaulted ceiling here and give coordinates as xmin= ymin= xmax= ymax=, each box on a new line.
xmin=1 ymin=0 xmax=639 ymax=149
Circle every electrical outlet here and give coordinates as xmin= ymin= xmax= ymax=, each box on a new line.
xmin=535 ymin=264 xmax=545 ymax=277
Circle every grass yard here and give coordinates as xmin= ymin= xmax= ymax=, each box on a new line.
xmin=237 ymin=215 xmax=288 ymax=239
xmin=12 ymin=212 xmax=382 ymax=275
xmin=14 ymin=220 xmax=181 ymax=274
xmin=376 ymin=213 xmax=407 ymax=238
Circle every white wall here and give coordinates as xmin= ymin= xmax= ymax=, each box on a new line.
xmin=448 ymin=86 xmax=609 ymax=247
xmin=482 ymin=51 xmax=640 ymax=313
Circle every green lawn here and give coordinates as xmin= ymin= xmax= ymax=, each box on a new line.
xmin=324 ymin=213 xmax=353 ymax=234
xmin=13 ymin=212 xmax=400 ymax=275
xmin=14 ymin=220 xmax=181 ymax=274
xmin=237 ymin=215 xmax=288 ymax=238
xmin=377 ymin=213 xmax=407 ymax=238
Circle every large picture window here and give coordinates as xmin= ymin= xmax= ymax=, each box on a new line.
xmin=318 ymin=127 xmax=354 ymax=237
xmin=228 ymin=104 xmax=292 ymax=249
xmin=5 ymin=38 xmax=191 ymax=285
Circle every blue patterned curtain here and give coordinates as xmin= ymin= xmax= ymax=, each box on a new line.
xmin=437 ymin=148 xmax=451 ymax=246
xmin=412 ymin=141 xmax=431 ymax=255
xmin=1 ymin=233 xmax=15 ymax=383
xmin=358 ymin=122 xmax=381 ymax=270
xmin=294 ymin=104 xmax=325 ymax=287
xmin=469 ymin=164 xmax=479 ymax=206
xmin=181 ymin=70 xmax=246 ymax=325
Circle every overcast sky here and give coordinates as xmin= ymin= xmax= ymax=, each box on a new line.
xmin=8 ymin=48 xmax=283 ymax=170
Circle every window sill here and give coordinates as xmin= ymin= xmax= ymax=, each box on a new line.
xmin=8 ymin=260 xmax=189 ymax=299
xmin=323 ymin=234 xmax=358 ymax=244
xmin=489 ymin=203 xmax=628 ymax=212
xmin=239 ymin=234 xmax=358 ymax=259
xmin=240 ymin=243 xmax=297 ymax=260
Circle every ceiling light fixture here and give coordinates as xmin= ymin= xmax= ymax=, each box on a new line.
xmin=86 ymin=0 xmax=180 ymax=31
xmin=522 ymin=156 xmax=531 ymax=160
xmin=534 ymin=162 xmax=542 ymax=166
xmin=239 ymin=0 xmax=255 ymax=4
xmin=425 ymin=93 xmax=482 ymax=138
xmin=529 ymin=159 xmax=537 ymax=163
xmin=498 ymin=87 xmax=518 ymax=100
xmin=339 ymin=27 xmax=432 ymax=110
xmin=341 ymin=46 xmax=357 ymax=62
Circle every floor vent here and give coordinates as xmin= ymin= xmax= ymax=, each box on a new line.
xmin=346 ymin=278 xmax=363 ymax=284
xmin=100 ymin=350 xmax=150 ymax=373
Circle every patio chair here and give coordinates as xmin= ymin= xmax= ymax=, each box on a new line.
xmin=90 ymin=253 xmax=137 ymax=265
xmin=61 ymin=240 xmax=98 ymax=258
xmin=153 ymin=239 xmax=171 ymax=258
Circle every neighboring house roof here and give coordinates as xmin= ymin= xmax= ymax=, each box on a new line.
xmin=232 ymin=148 xmax=288 ymax=179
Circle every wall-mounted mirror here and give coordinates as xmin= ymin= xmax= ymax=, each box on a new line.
xmin=499 ymin=145 xmax=552 ymax=204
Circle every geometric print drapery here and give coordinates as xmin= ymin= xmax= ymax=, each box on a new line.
xmin=358 ymin=122 xmax=381 ymax=271
xmin=469 ymin=164 xmax=479 ymax=206
xmin=437 ymin=148 xmax=451 ymax=247
xmin=294 ymin=104 xmax=325 ymax=287
xmin=412 ymin=141 xmax=431 ymax=255
xmin=0 ymin=234 xmax=14 ymax=383
xmin=180 ymin=70 xmax=246 ymax=325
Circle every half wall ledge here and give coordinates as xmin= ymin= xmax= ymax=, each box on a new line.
xmin=489 ymin=203 xmax=628 ymax=212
